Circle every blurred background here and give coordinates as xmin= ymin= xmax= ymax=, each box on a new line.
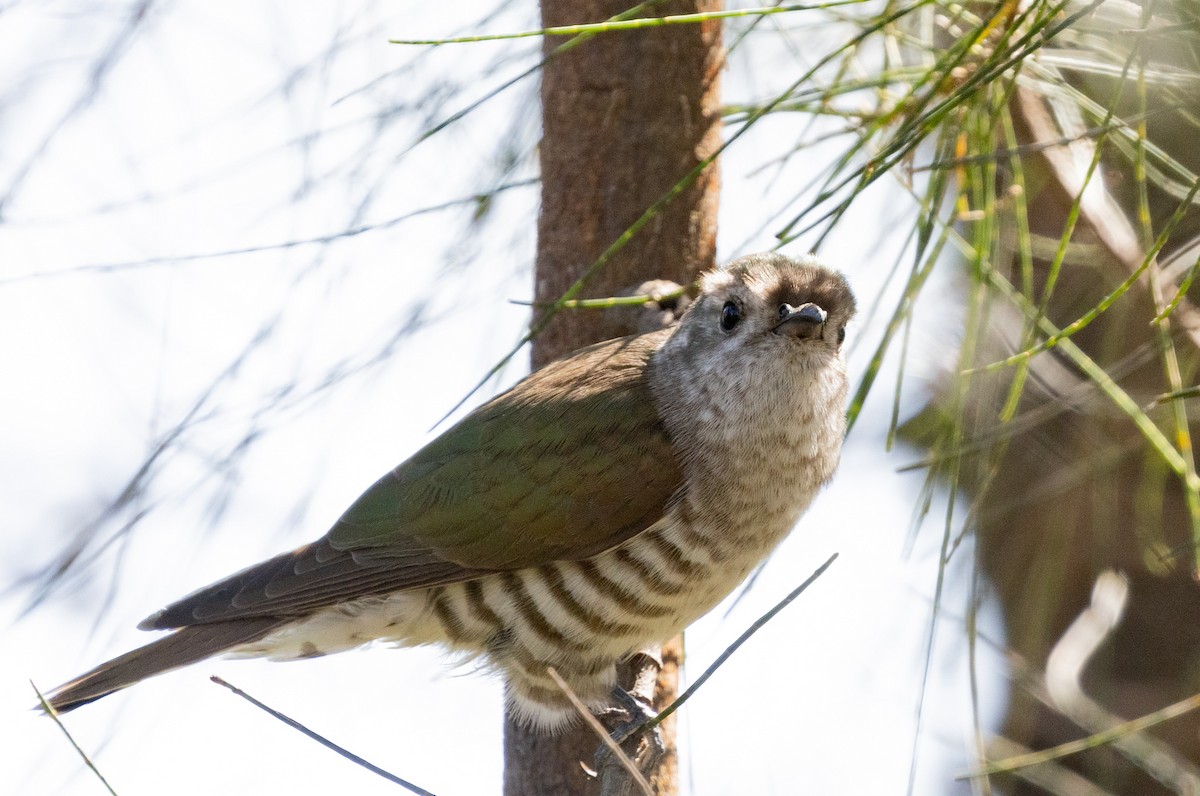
xmin=3 ymin=1 xmax=1198 ymax=794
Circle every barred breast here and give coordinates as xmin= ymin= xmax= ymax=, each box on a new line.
xmin=240 ymin=365 xmax=844 ymax=730
xmin=236 ymin=311 xmax=849 ymax=729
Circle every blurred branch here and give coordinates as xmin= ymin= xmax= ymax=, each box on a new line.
xmin=1018 ymin=85 xmax=1200 ymax=354
xmin=964 ymin=573 xmax=1200 ymax=788
xmin=0 ymin=0 xmax=155 ymax=218
xmin=545 ymin=667 xmax=653 ymax=796
xmin=1 ymin=180 xmax=537 ymax=286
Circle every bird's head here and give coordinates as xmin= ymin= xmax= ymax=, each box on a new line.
xmin=648 ymin=253 xmax=857 ymax=491
xmin=654 ymin=253 xmax=856 ymax=383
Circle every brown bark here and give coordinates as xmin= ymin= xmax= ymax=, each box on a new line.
xmin=530 ymin=0 xmax=722 ymax=370
xmin=504 ymin=1 xmax=722 ymax=794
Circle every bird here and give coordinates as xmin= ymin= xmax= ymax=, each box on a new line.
xmin=44 ymin=252 xmax=856 ymax=732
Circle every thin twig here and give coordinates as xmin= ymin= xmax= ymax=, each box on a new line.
xmin=545 ymin=667 xmax=653 ymax=796
xmin=508 ymin=283 xmax=691 ymax=310
xmin=210 ymin=676 xmax=436 ymax=796
xmin=963 ymin=691 xmax=1200 ymax=779
xmin=645 ymin=552 xmax=839 ymax=731
xmin=32 ymin=681 xmax=120 ymax=796
xmin=2 ymin=180 xmax=537 ymax=286
xmin=389 ymin=3 xmax=869 ymax=45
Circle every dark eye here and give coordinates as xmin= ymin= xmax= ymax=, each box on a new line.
xmin=837 ymin=326 xmax=846 ymax=345
xmin=720 ymin=301 xmax=741 ymax=331
xmin=778 ymin=304 xmax=790 ymax=320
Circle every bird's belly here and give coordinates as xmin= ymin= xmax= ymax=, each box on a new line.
xmin=411 ymin=516 xmax=789 ymax=728
xmin=236 ymin=514 xmax=796 ymax=730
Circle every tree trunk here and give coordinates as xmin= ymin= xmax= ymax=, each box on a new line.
xmin=504 ymin=1 xmax=722 ymax=794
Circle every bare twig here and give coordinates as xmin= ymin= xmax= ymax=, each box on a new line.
xmin=545 ymin=667 xmax=652 ymax=796
xmin=1046 ymin=573 xmax=1200 ymax=789
xmin=980 ymin=737 xmax=1117 ymax=795
xmin=210 ymin=676 xmax=435 ymax=796
xmin=31 ymin=681 xmax=120 ymax=796
xmin=645 ymin=552 xmax=839 ymax=731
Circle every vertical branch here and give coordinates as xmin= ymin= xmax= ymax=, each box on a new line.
xmin=530 ymin=0 xmax=722 ymax=369
xmin=504 ymin=2 xmax=722 ymax=794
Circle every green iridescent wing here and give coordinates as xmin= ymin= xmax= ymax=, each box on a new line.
xmin=144 ymin=330 xmax=682 ymax=629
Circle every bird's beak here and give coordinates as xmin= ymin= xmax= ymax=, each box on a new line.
xmin=774 ymin=302 xmax=827 ymax=338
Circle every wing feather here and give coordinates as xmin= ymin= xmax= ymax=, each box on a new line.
xmin=143 ymin=330 xmax=682 ymax=630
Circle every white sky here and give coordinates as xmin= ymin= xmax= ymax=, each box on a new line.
xmin=2 ymin=2 xmax=1007 ymax=794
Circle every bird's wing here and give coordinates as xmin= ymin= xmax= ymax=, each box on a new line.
xmin=144 ymin=330 xmax=683 ymax=629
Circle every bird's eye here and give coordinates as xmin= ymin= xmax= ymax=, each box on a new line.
xmin=837 ymin=326 xmax=846 ymax=345
xmin=778 ymin=304 xmax=791 ymax=320
xmin=720 ymin=301 xmax=741 ymax=331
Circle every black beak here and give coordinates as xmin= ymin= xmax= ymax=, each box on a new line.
xmin=774 ymin=302 xmax=827 ymax=336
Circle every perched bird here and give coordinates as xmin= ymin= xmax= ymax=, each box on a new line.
xmin=45 ymin=253 xmax=856 ymax=731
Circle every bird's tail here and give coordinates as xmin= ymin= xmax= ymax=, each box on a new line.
xmin=42 ymin=617 xmax=286 ymax=713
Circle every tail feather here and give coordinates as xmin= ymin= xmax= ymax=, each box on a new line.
xmin=44 ymin=618 xmax=287 ymax=713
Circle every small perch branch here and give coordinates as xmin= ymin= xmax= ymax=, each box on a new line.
xmin=545 ymin=667 xmax=652 ymax=796
xmin=32 ymin=681 xmax=120 ymax=796
xmin=646 ymin=552 xmax=839 ymax=731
